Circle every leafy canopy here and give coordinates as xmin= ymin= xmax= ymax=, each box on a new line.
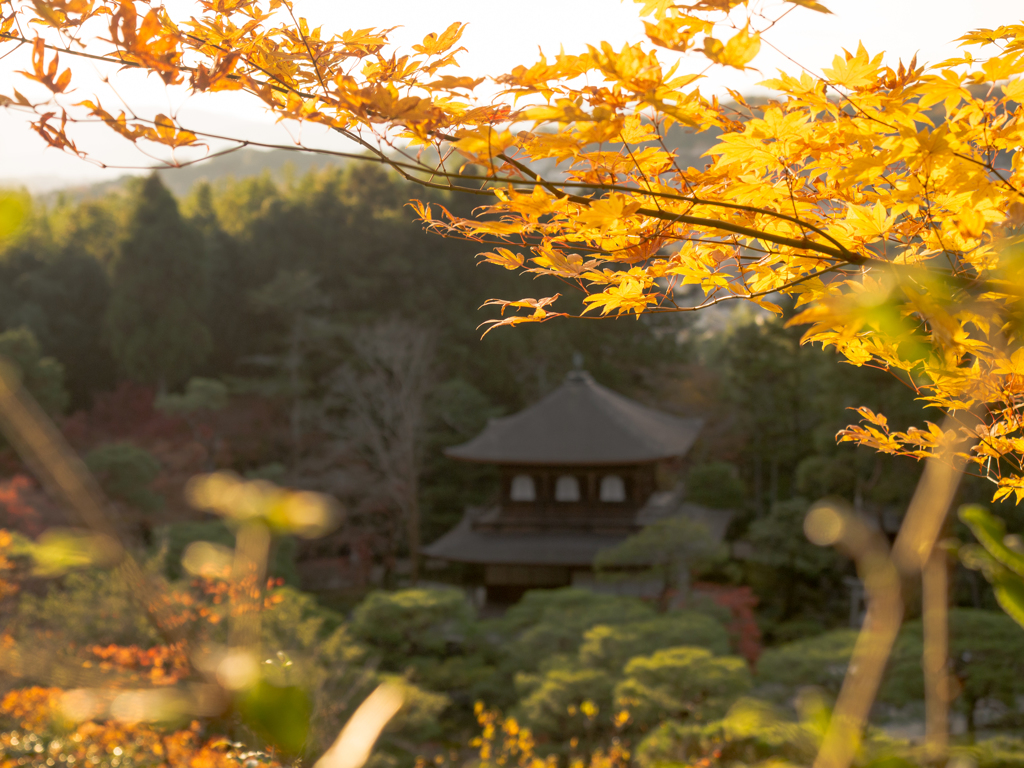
xmin=4 ymin=1 xmax=1024 ymax=496
xmin=578 ymin=613 xmax=732 ymax=671
xmin=83 ymin=442 xmax=162 ymax=513
xmin=595 ymin=516 xmax=726 ymax=611
xmin=104 ymin=175 xmax=211 ymax=388
xmin=616 ymin=646 xmax=752 ymax=727
xmin=0 ymin=327 xmax=67 ymax=416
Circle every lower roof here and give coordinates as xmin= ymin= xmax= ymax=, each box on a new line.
xmin=421 ymin=513 xmax=629 ymax=567
xmin=421 ymin=496 xmax=733 ymax=567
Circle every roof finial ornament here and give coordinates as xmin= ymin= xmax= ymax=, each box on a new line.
xmin=566 ymin=352 xmax=588 ymax=384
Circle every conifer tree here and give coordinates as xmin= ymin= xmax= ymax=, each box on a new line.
xmin=104 ymin=174 xmax=211 ymax=390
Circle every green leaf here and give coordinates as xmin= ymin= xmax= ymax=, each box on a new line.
xmin=30 ymin=529 xmax=119 ymax=577
xmin=959 ymin=505 xmax=1024 ymax=578
xmin=237 ymin=678 xmax=312 ymax=755
xmin=992 ymin=571 xmax=1024 ymax=630
xmin=0 ymin=192 xmax=28 ymax=242
xmin=959 ymin=528 xmax=1024 ymax=631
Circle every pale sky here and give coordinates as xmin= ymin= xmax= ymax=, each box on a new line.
xmin=0 ymin=0 xmax=1021 ymax=190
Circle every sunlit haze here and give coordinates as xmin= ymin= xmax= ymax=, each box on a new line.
xmin=0 ymin=0 xmax=1020 ymax=190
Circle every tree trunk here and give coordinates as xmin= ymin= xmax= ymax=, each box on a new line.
xmin=968 ymin=569 xmax=982 ymax=608
xmin=923 ymin=545 xmax=949 ymax=759
xmin=753 ymin=453 xmax=764 ymax=515
xmin=965 ymin=695 xmax=977 ymax=743
xmin=406 ymin=495 xmax=420 ymax=585
xmin=288 ymin=315 xmax=303 ymax=463
xmin=657 ymin=564 xmax=673 ymax=613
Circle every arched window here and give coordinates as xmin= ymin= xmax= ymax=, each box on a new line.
xmin=599 ymin=475 xmax=626 ymax=503
xmin=555 ymin=475 xmax=581 ymax=502
xmin=509 ymin=474 xmax=536 ymax=502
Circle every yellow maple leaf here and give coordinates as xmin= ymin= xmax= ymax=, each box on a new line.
xmin=479 ymin=248 xmax=525 ymax=271
xmin=844 ymin=201 xmax=895 ymax=241
xmin=582 ymin=280 xmax=659 ymax=316
xmin=574 ymin=195 xmax=642 ymax=234
xmin=784 ymin=0 xmax=833 ymax=13
xmin=703 ymin=26 xmax=760 ymax=70
xmin=643 ymin=16 xmax=711 ymax=53
xmin=822 ymin=43 xmax=884 ymax=90
xmin=412 ymin=22 xmax=467 ymax=57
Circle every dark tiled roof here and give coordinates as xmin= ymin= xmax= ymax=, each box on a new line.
xmin=420 ymin=512 xmax=630 ymax=566
xmin=445 ymin=371 xmax=703 ymax=465
xmin=421 ymin=497 xmax=733 ymax=566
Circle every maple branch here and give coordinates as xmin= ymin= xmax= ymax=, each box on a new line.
xmin=633 ymin=206 xmax=862 ymax=262
xmin=484 ymin=146 xmax=861 ymax=262
xmin=1 ymin=29 xmax=867 ymax=267
xmin=1 ymin=28 xmax=874 ymax=270
xmin=644 ymin=264 xmax=838 ymax=313
xmin=283 ymin=0 xmax=330 ymax=96
xmin=3 ymin=19 xmax=1016 ymax=291
xmin=0 ymin=30 xmax=147 ymax=69
xmin=952 ymin=150 xmax=1024 ymax=199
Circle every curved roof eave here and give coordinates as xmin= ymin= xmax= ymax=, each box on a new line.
xmin=444 ymin=371 xmax=704 ymax=466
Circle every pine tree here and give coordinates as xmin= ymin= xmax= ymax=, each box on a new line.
xmin=105 ymin=174 xmax=211 ymax=390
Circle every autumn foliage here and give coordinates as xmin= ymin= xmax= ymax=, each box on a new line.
xmin=2 ymin=0 xmax=1023 ymax=501
xmin=0 ymin=687 xmax=284 ymax=768
xmin=5 ymin=3 xmax=1024 ymax=766
xmin=0 ymin=523 xmax=299 ymax=764
xmin=0 ymin=476 xmax=45 ymax=536
xmin=694 ymin=584 xmax=762 ymax=666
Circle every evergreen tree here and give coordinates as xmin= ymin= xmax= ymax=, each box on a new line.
xmin=83 ymin=442 xmax=162 ymax=514
xmin=105 ymin=174 xmax=211 ymax=390
xmin=594 ymin=518 xmax=725 ymax=612
xmin=0 ymin=326 xmax=68 ymax=415
xmin=0 ymin=198 xmax=116 ymax=408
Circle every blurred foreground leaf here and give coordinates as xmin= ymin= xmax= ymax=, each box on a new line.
xmin=29 ymin=528 xmax=119 ymax=577
xmin=237 ymin=678 xmax=313 ymax=756
xmin=959 ymin=504 xmax=1024 ymax=629
xmin=0 ymin=192 xmax=28 ymax=242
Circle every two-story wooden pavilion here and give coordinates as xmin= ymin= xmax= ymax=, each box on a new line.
xmin=422 ymin=370 xmax=721 ymax=603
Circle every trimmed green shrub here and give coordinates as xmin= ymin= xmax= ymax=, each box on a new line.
xmin=84 ymin=442 xmax=162 ymax=513
xmin=351 ymin=587 xmax=476 ymax=665
xmin=686 ymin=462 xmax=745 ymax=510
xmin=616 ymin=647 xmax=752 ymax=727
xmin=517 ymin=666 xmax=615 ymax=739
xmin=755 ymin=628 xmax=858 ymax=699
xmin=884 ymin=608 xmax=1024 ymax=736
xmin=496 ymin=588 xmax=656 ymax=673
xmin=579 ymin=612 xmax=731 ymax=672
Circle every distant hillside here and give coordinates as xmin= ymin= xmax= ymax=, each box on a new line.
xmin=23 ymin=123 xmax=721 ymax=204
xmin=36 ymin=146 xmax=351 ymax=203
xmin=163 ymin=147 xmax=352 ymax=196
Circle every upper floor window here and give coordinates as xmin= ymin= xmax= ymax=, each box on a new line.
xmin=510 ymin=474 xmax=536 ymax=502
xmin=599 ymin=475 xmax=627 ymax=503
xmin=555 ymin=475 xmax=581 ymax=502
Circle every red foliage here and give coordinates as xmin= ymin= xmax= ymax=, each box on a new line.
xmin=61 ymin=381 xmax=186 ymax=451
xmin=203 ymin=394 xmax=287 ymax=468
xmin=87 ymin=642 xmax=191 ymax=686
xmin=297 ymin=529 xmax=377 ymax=591
xmin=0 ymin=476 xmax=43 ymax=536
xmin=59 ymin=384 xmax=287 ymax=523
xmin=0 ymin=474 xmax=68 ymax=535
xmin=693 ymin=582 xmax=762 ymax=666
